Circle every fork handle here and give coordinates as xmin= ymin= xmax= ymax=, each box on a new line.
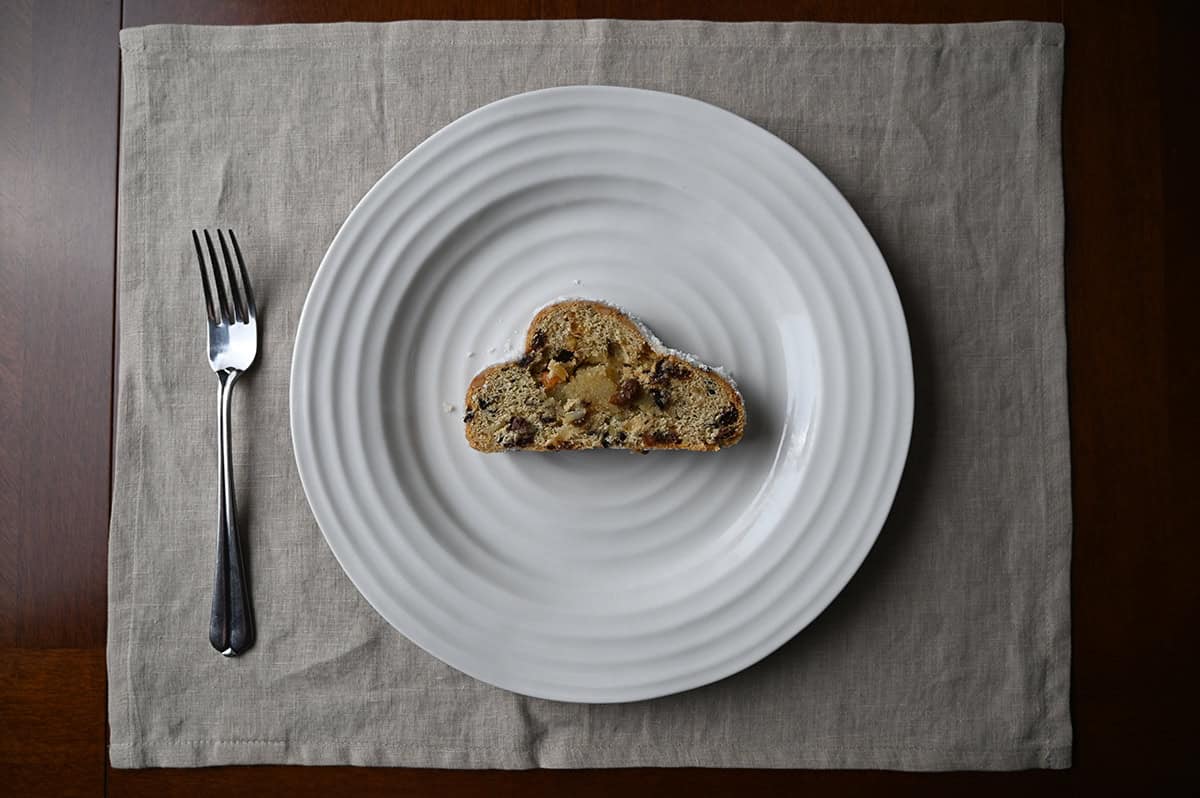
xmin=210 ymin=369 xmax=255 ymax=656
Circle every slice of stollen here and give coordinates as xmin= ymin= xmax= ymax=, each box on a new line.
xmin=464 ymin=300 xmax=745 ymax=452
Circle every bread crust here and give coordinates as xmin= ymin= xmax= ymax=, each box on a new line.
xmin=464 ymin=300 xmax=745 ymax=452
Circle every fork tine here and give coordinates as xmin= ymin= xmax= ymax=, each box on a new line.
xmin=204 ymin=229 xmax=233 ymax=323
xmin=227 ymin=229 xmax=256 ymax=320
xmin=191 ymin=230 xmax=217 ymax=323
xmin=217 ymin=230 xmax=246 ymax=323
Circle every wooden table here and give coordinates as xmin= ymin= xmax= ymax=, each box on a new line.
xmin=2 ymin=1 xmax=1194 ymax=794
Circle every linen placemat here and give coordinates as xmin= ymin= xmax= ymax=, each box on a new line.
xmin=108 ymin=20 xmax=1069 ymax=770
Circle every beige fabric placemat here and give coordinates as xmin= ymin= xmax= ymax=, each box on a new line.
xmin=108 ymin=20 xmax=1069 ymax=770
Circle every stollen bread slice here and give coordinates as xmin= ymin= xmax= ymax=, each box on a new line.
xmin=464 ymin=300 xmax=745 ymax=452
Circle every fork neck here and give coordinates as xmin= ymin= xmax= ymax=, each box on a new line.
xmin=217 ymin=368 xmax=242 ymax=390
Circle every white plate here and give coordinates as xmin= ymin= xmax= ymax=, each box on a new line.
xmin=291 ymin=86 xmax=913 ymax=702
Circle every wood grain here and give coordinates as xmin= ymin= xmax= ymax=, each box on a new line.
xmin=1158 ymin=4 xmax=1200 ymax=791
xmin=122 ymin=0 xmax=1061 ymax=25
xmin=0 ymin=648 xmax=106 ymax=797
xmin=110 ymin=768 xmax=1082 ymax=798
xmin=1061 ymin=2 xmax=1195 ymax=787
xmin=1 ymin=1 xmax=119 ymax=795
xmin=0 ymin=0 xmax=119 ymax=650
xmin=1 ymin=0 xmax=1195 ymax=796
xmin=0 ymin=0 xmax=34 ymax=653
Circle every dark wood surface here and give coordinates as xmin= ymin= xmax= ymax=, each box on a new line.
xmin=1 ymin=1 xmax=1195 ymax=795
xmin=2 ymin=0 xmax=118 ymax=796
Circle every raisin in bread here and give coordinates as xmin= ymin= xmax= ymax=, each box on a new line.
xmin=464 ymin=300 xmax=745 ymax=452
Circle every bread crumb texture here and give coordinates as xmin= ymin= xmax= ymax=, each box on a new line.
xmin=464 ymin=301 xmax=745 ymax=452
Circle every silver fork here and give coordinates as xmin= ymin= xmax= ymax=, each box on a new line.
xmin=192 ymin=229 xmax=258 ymax=656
